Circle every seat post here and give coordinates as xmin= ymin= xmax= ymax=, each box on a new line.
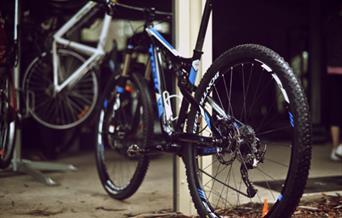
xmin=193 ymin=0 xmax=213 ymax=59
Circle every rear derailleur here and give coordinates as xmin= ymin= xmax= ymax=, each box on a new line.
xmin=215 ymin=118 xmax=267 ymax=198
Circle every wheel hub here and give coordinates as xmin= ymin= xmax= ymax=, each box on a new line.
xmin=215 ymin=118 xmax=266 ymax=168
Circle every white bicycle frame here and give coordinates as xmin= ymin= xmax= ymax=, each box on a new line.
xmin=52 ymin=1 xmax=111 ymax=93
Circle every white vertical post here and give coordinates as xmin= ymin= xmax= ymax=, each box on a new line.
xmin=174 ymin=0 xmax=212 ymax=215
xmin=199 ymin=0 xmax=213 ymax=205
xmin=174 ymin=0 xmax=194 ymax=214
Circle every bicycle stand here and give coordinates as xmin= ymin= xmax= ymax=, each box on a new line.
xmin=10 ymin=129 xmax=77 ymax=186
xmin=4 ymin=0 xmax=77 ymax=186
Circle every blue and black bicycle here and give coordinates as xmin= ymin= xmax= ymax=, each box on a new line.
xmin=95 ymin=1 xmax=312 ymax=217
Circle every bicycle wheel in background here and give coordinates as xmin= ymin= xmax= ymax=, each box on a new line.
xmin=96 ymin=72 xmax=152 ymax=200
xmin=23 ymin=49 xmax=99 ymax=129
xmin=185 ymin=44 xmax=311 ymax=217
xmin=0 ymin=67 xmax=16 ymax=169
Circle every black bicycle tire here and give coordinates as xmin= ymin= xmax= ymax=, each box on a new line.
xmin=0 ymin=68 xmax=16 ymax=169
xmin=184 ymin=44 xmax=311 ymax=218
xmin=95 ymin=72 xmax=153 ymax=200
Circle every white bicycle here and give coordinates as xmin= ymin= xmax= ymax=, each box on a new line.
xmin=23 ymin=1 xmax=114 ymax=129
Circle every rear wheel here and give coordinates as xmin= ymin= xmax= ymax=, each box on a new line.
xmin=184 ymin=44 xmax=311 ymax=217
xmin=0 ymin=68 xmax=16 ymax=169
xmin=96 ymin=73 xmax=153 ymax=199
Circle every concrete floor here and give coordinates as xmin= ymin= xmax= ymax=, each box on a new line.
xmin=0 ymin=143 xmax=341 ymax=218
xmin=0 ymin=153 xmax=174 ymax=218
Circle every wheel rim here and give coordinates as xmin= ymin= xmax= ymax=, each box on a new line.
xmin=23 ymin=50 xmax=98 ymax=129
xmin=192 ymin=59 xmax=298 ymax=216
xmin=0 ymin=74 xmax=15 ymax=163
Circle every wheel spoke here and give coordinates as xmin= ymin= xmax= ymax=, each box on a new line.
xmin=199 ymin=168 xmax=249 ymax=197
xmin=256 ymin=126 xmax=290 ymax=137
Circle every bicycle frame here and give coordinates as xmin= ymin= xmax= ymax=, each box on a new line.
xmin=52 ymin=1 xmax=110 ymax=93
xmin=142 ymin=0 xmax=223 ymax=140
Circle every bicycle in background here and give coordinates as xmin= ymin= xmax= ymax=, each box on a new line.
xmin=1 ymin=0 xmax=119 ymax=166
xmin=22 ymin=0 xmax=118 ymax=130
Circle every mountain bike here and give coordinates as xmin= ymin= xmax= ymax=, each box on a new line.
xmin=22 ymin=1 xmax=118 ymax=130
xmin=95 ymin=1 xmax=312 ymax=217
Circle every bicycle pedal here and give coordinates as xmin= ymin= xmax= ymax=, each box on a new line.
xmin=127 ymin=144 xmax=144 ymax=157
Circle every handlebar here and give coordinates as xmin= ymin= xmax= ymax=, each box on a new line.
xmin=91 ymin=0 xmax=172 ymax=21
xmin=116 ymin=2 xmax=172 ymax=17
